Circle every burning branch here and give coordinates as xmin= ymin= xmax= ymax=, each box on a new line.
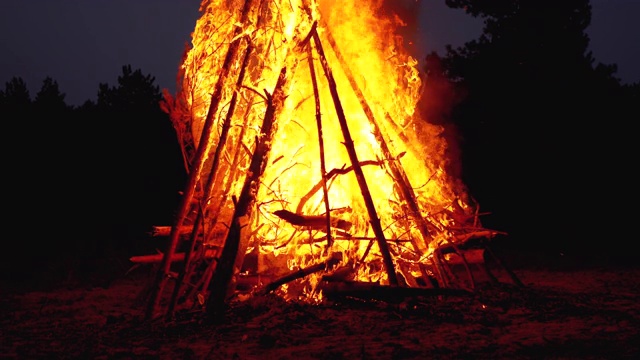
xmin=272 ymin=209 xmax=352 ymax=232
xmin=145 ymin=0 xmax=259 ymax=322
xmin=166 ymin=36 xmax=257 ymax=320
xmin=306 ymin=25 xmax=333 ymax=248
xmin=258 ymin=252 xmax=343 ymax=295
xmin=322 ymin=20 xmax=433 ymax=256
xmin=295 ymin=160 xmax=384 ymax=213
xmin=205 ymin=65 xmax=290 ymax=323
xmin=310 ymin=25 xmax=399 ymax=286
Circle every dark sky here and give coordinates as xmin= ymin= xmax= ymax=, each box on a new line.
xmin=1 ymin=0 xmax=638 ymax=107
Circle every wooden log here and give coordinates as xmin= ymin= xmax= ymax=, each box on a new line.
xmin=306 ymin=29 xmax=333 ymax=248
xmin=311 ymin=26 xmax=399 ymax=286
xmin=302 ymin=235 xmax=412 ymax=244
xmin=192 ymin=93 xmax=258 ymax=307
xmin=205 ymin=65 xmax=291 ymax=324
xmin=145 ymin=0 xmax=258 ymax=321
xmin=273 ymin=209 xmax=352 ymax=231
xmin=295 ymin=159 xmax=384 ymax=213
xmin=483 ymin=242 xmax=525 ymax=287
xmin=453 ymin=230 xmax=507 ymax=243
xmin=321 ymin=21 xmax=432 ymax=255
xmin=166 ymin=34 xmax=256 ymax=321
xmin=259 ymin=252 xmax=343 ymax=294
xmin=186 ymin=103 xmax=255 ymax=307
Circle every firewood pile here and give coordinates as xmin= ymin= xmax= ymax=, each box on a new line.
xmin=132 ymin=0 xmax=522 ymax=323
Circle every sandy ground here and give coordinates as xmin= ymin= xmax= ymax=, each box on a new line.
xmin=2 ymin=261 xmax=639 ymax=359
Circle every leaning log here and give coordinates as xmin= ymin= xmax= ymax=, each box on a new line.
xmin=323 ymin=24 xmax=433 ymax=249
xmin=273 ymin=209 xmax=352 ymax=231
xmin=306 ymin=31 xmax=333 ymax=247
xmin=205 ymin=65 xmax=291 ymax=324
xmin=258 ymin=253 xmax=343 ymax=295
xmin=144 ymin=0 xmax=258 ymax=322
xmin=166 ymin=32 xmax=257 ymax=321
xmin=310 ymin=25 xmax=399 ymax=286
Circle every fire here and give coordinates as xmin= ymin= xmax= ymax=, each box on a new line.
xmin=163 ymin=0 xmax=481 ymax=303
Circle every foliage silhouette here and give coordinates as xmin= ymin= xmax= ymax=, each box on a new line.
xmin=1 ymin=66 xmax=185 ymax=289
xmin=438 ymin=0 xmax=638 ymax=253
xmin=97 ymin=65 xmax=163 ymax=112
xmin=34 ymin=77 xmax=70 ymax=113
xmin=0 ymin=76 xmax=31 ymax=111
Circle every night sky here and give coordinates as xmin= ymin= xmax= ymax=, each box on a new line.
xmin=1 ymin=0 xmax=638 ymax=107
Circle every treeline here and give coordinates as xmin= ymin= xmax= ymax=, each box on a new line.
xmin=419 ymin=0 xmax=639 ymax=257
xmin=1 ymin=65 xmax=186 ymax=287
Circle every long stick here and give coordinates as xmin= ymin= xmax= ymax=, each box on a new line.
xmin=166 ymin=39 xmax=256 ymax=320
xmin=306 ymin=33 xmax=333 ymax=249
xmin=145 ymin=0 xmax=258 ymax=321
xmin=195 ymin=100 xmax=257 ymax=301
xmin=310 ymin=26 xmax=398 ymax=286
xmin=205 ymin=66 xmax=290 ymax=323
xmin=322 ymin=24 xmax=432 ymax=254
xmin=259 ymin=253 xmax=342 ymax=294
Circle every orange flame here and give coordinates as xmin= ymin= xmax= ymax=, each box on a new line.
xmin=166 ymin=0 xmax=480 ymax=302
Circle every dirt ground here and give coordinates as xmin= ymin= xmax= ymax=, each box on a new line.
xmin=2 ymin=255 xmax=639 ymax=360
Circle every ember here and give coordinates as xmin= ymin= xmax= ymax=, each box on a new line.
xmin=138 ymin=0 xmax=519 ymax=321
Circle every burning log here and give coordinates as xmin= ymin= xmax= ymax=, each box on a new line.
xmin=295 ymin=159 xmax=386 ymax=213
xmin=303 ymin=20 xmax=334 ymax=247
xmin=272 ymin=209 xmax=352 ymax=231
xmin=145 ymin=0 xmax=259 ymax=321
xmin=434 ymin=232 xmax=524 ymax=288
xmin=206 ymin=63 xmax=292 ymax=324
xmin=322 ymin=22 xmax=432 ymax=255
xmin=166 ymin=30 xmax=258 ymax=320
xmin=258 ymin=252 xmax=343 ymax=295
xmin=310 ymin=24 xmax=399 ymax=286
xmin=453 ymin=230 xmax=506 ymax=243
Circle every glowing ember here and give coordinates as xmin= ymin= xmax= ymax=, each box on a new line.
xmin=162 ymin=0 xmax=483 ymax=303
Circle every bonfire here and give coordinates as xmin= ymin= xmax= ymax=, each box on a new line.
xmin=136 ymin=0 xmax=518 ymax=322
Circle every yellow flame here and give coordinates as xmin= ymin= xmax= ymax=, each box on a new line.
xmin=170 ymin=0 xmax=478 ymax=302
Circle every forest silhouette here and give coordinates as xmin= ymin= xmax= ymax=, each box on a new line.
xmin=2 ymin=0 xmax=637 ymax=289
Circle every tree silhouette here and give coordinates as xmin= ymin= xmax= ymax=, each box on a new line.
xmin=1 ymin=67 xmax=187 ymax=287
xmin=0 ymin=76 xmax=31 ymax=111
xmin=87 ymin=65 xmax=185 ymax=255
xmin=34 ymin=77 xmax=70 ymax=113
xmin=437 ymin=0 xmax=633 ymax=252
xmin=97 ymin=64 xmax=163 ymax=112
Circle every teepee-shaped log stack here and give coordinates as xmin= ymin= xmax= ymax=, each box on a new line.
xmin=140 ymin=0 xmax=518 ymax=322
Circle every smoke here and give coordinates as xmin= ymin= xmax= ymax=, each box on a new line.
xmin=381 ymin=0 xmax=421 ymax=59
xmin=369 ymin=0 xmax=465 ymax=188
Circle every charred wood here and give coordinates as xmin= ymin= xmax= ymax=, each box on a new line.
xmin=145 ymin=0 xmax=258 ymax=321
xmin=311 ymin=26 xmax=398 ymax=286
xmin=206 ymin=64 xmax=291 ymax=324
xmin=258 ymin=252 xmax=343 ymax=295
xmin=273 ymin=209 xmax=352 ymax=231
